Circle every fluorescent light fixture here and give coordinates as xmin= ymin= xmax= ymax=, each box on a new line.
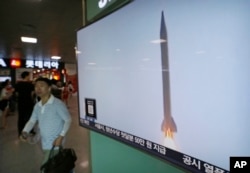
xmin=21 ymin=36 xmax=37 ymax=43
xmin=51 ymin=56 xmax=61 ymax=60
xmin=74 ymin=46 xmax=81 ymax=54
xmin=75 ymin=50 xmax=81 ymax=54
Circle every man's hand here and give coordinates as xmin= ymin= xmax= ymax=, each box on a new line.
xmin=20 ymin=131 xmax=28 ymax=142
xmin=53 ymin=136 xmax=64 ymax=146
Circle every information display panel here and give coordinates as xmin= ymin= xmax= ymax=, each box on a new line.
xmin=77 ymin=0 xmax=250 ymax=172
xmin=85 ymin=0 xmax=131 ymax=23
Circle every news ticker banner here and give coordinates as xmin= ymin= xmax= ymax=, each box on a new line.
xmin=79 ymin=118 xmax=243 ymax=173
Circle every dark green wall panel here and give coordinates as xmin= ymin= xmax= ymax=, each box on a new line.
xmin=90 ymin=131 xmax=187 ymax=173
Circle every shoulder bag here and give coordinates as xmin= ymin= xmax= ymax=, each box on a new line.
xmin=40 ymin=146 xmax=77 ymax=173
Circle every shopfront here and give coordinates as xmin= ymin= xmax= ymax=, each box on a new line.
xmin=0 ymin=58 xmax=65 ymax=85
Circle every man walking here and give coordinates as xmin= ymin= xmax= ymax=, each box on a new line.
xmin=21 ymin=77 xmax=72 ymax=172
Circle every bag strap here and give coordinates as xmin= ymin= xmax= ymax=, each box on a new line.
xmin=48 ymin=145 xmax=63 ymax=160
xmin=40 ymin=146 xmax=64 ymax=171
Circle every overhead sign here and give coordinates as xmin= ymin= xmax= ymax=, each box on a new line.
xmin=10 ymin=59 xmax=21 ymax=68
xmin=0 ymin=59 xmax=7 ymax=67
xmin=85 ymin=0 xmax=131 ymax=23
xmin=0 ymin=58 xmax=64 ymax=69
xmin=25 ymin=60 xmax=60 ymax=69
xmin=98 ymin=0 xmax=113 ymax=9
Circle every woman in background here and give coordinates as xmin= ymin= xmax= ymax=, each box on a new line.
xmin=0 ymin=80 xmax=12 ymax=129
xmin=62 ymin=82 xmax=69 ymax=107
xmin=67 ymin=81 xmax=74 ymax=100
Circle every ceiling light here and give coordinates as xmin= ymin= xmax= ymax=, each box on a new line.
xmin=75 ymin=50 xmax=81 ymax=54
xmin=21 ymin=36 xmax=37 ymax=43
xmin=51 ymin=56 xmax=61 ymax=60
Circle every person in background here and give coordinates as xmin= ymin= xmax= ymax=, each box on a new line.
xmin=61 ymin=82 xmax=69 ymax=107
xmin=0 ymin=80 xmax=12 ymax=129
xmin=56 ymin=80 xmax=63 ymax=90
xmin=20 ymin=77 xmax=72 ymax=172
xmin=67 ymin=81 xmax=74 ymax=99
xmin=15 ymin=71 xmax=35 ymax=138
xmin=5 ymin=79 xmax=15 ymax=113
xmin=51 ymin=79 xmax=62 ymax=100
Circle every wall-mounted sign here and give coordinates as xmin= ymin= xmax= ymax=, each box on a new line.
xmin=0 ymin=59 xmax=7 ymax=67
xmin=85 ymin=0 xmax=131 ymax=23
xmin=0 ymin=58 xmax=64 ymax=69
xmin=10 ymin=59 xmax=21 ymax=68
xmin=25 ymin=60 xmax=60 ymax=69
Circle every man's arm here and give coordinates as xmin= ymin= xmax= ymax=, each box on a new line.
xmin=20 ymin=120 xmax=36 ymax=140
xmin=53 ymin=102 xmax=72 ymax=146
xmin=53 ymin=118 xmax=72 ymax=146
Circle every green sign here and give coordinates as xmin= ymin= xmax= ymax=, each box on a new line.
xmin=85 ymin=0 xmax=131 ymax=23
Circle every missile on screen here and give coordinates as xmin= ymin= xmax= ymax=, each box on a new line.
xmin=160 ymin=11 xmax=177 ymax=135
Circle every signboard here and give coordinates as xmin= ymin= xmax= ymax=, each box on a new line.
xmin=25 ymin=60 xmax=60 ymax=69
xmin=85 ymin=0 xmax=131 ymax=23
xmin=0 ymin=58 xmax=8 ymax=67
xmin=0 ymin=58 xmax=64 ymax=69
xmin=77 ymin=0 xmax=250 ymax=172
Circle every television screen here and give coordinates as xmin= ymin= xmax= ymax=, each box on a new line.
xmin=77 ymin=0 xmax=250 ymax=172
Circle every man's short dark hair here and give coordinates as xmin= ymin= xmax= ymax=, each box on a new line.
xmin=21 ymin=71 xmax=30 ymax=79
xmin=35 ymin=77 xmax=52 ymax=86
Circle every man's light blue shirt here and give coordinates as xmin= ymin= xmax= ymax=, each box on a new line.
xmin=23 ymin=95 xmax=72 ymax=150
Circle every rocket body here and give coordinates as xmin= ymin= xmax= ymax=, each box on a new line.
xmin=160 ymin=11 xmax=177 ymax=134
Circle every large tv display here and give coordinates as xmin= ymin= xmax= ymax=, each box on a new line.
xmin=77 ymin=0 xmax=250 ymax=172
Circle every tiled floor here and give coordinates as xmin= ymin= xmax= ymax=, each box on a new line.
xmin=0 ymin=94 xmax=91 ymax=173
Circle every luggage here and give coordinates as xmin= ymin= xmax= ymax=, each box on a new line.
xmin=40 ymin=146 xmax=77 ymax=173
